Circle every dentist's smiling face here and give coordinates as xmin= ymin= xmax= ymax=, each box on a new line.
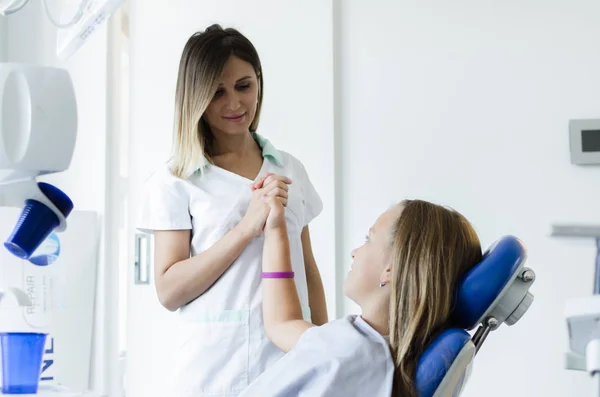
xmin=203 ymin=55 xmax=260 ymax=137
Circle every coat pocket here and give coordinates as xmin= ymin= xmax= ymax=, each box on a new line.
xmin=174 ymin=310 xmax=250 ymax=396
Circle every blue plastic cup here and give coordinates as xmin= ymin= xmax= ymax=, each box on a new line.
xmin=4 ymin=182 xmax=73 ymax=261
xmin=4 ymin=199 xmax=59 ymax=260
xmin=0 ymin=332 xmax=47 ymax=394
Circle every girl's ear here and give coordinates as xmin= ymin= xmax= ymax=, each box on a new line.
xmin=380 ymin=263 xmax=392 ymax=286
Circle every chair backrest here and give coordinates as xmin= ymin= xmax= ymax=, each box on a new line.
xmin=415 ymin=235 xmax=535 ymax=397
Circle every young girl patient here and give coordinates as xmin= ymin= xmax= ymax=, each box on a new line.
xmin=239 ymin=177 xmax=482 ymax=397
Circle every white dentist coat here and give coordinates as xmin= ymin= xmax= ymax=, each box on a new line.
xmin=137 ymin=136 xmax=322 ymax=397
xmin=238 ymin=315 xmax=395 ymax=397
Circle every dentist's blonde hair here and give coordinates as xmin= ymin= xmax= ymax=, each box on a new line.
xmin=171 ymin=24 xmax=264 ymax=179
xmin=388 ymin=200 xmax=482 ymax=397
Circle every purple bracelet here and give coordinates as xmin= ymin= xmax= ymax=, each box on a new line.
xmin=262 ymin=271 xmax=295 ymax=279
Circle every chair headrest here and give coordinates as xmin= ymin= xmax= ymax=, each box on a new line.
xmin=451 ymin=235 xmax=528 ymax=330
xmin=416 ymin=235 xmax=533 ymax=397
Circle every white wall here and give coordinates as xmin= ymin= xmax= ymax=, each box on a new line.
xmin=126 ymin=1 xmax=334 ymax=395
xmin=4 ymin=2 xmax=116 ymax=395
xmin=337 ymin=1 xmax=600 ymax=396
xmin=0 ymin=20 xmax=6 ymax=61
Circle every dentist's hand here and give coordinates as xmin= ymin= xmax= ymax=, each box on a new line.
xmin=238 ymin=173 xmax=292 ymax=237
xmin=251 ymin=173 xmax=292 ymax=207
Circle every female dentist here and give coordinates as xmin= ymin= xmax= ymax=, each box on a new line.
xmin=136 ymin=24 xmax=327 ymax=397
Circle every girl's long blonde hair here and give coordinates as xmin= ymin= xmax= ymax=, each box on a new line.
xmin=171 ymin=24 xmax=263 ymax=178
xmin=389 ymin=199 xmax=482 ymax=397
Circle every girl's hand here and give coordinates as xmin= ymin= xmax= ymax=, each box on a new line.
xmin=263 ymin=195 xmax=286 ymax=231
xmin=239 ymin=173 xmax=292 ymax=237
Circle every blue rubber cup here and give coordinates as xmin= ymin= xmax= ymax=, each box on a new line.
xmin=0 ymin=332 xmax=47 ymax=394
xmin=4 ymin=181 xmax=73 ymax=261
xmin=4 ymin=199 xmax=60 ymax=260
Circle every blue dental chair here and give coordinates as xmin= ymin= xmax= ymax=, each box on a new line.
xmin=416 ymin=235 xmax=535 ymax=397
